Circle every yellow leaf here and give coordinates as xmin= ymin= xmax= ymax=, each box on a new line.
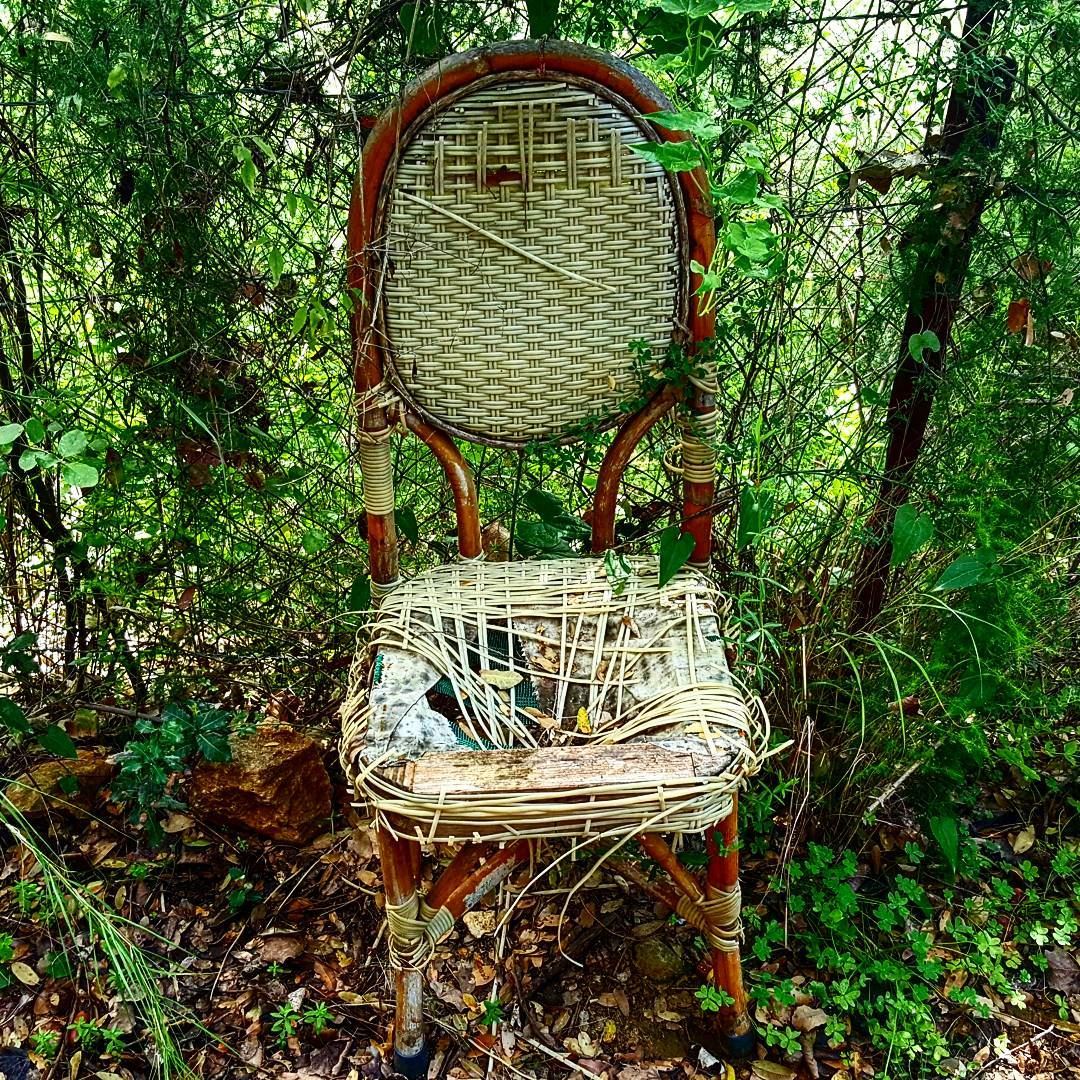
xmin=1012 ymin=825 xmax=1035 ymax=854
xmin=601 ymin=1018 xmax=617 ymax=1043
xmin=479 ymin=669 xmax=523 ymax=690
xmin=11 ymin=960 xmax=39 ymax=985
xmin=576 ymin=708 xmax=592 ymax=734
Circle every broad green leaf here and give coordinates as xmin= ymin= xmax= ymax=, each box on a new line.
xmin=523 ymin=488 xmax=566 ymax=523
xmin=729 ymin=0 xmax=773 ymax=11
xmin=239 ymin=158 xmax=256 ymax=196
xmin=20 ymin=448 xmax=56 ymax=472
xmin=717 ymin=168 xmax=759 ymax=204
xmin=658 ymin=525 xmax=695 ymax=587
xmin=907 ymin=330 xmax=941 ymax=362
xmin=395 ymin=507 xmax=419 ymax=544
xmin=516 ymin=519 xmax=575 ymax=558
xmin=285 ymin=192 xmax=299 ymax=218
xmin=724 ymin=220 xmax=775 ymax=261
xmin=61 ymin=462 xmax=99 ymax=488
xmin=933 ymin=549 xmax=996 ymax=592
xmin=346 ymin=573 xmax=372 ymax=613
xmin=645 ymin=109 xmax=725 ymax=140
xmin=0 ymin=423 xmax=24 ymax=445
xmin=398 ymin=3 xmax=446 ymax=55
xmin=291 ymin=305 xmax=309 ymax=336
xmin=659 ymin=0 xmax=721 ymax=14
xmin=267 ymin=248 xmax=284 ymax=284
xmin=630 ymin=141 xmax=703 ymax=172
xmin=526 ymin=0 xmax=559 ymax=36
xmin=927 ymin=813 xmax=959 ymax=875
xmin=301 ymin=528 xmax=328 ymax=555
xmin=24 ymin=417 xmax=45 ymax=443
xmin=890 ymin=504 xmax=934 ymax=567
xmin=38 ymin=724 xmax=78 ymax=759
xmin=250 ymin=134 xmax=275 ymax=160
xmin=0 ymin=698 xmax=31 ymax=735
xmin=737 ymin=483 xmax=774 ymax=550
xmin=58 ymin=429 xmax=88 ymax=457
xmin=107 ymin=64 xmax=127 ymax=90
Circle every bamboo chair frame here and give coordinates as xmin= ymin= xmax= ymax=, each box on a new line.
xmin=345 ymin=40 xmax=754 ymax=1076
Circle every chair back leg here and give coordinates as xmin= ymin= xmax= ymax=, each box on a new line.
xmin=377 ymin=828 xmax=430 ymax=1078
xmin=708 ymin=797 xmax=754 ymax=1055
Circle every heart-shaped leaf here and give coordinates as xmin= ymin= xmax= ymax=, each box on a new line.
xmin=658 ymin=525 xmax=695 ymax=587
xmin=890 ymin=504 xmax=934 ymax=566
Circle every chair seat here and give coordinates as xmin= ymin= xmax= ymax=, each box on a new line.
xmin=340 ymin=558 xmax=766 ymax=843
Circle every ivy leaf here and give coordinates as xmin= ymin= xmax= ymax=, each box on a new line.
xmin=24 ymin=417 xmax=45 ymax=443
xmin=395 ymin=507 xmax=419 ymax=544
xmin=737 ymin=483 xmax=774 ymax=550
xmin=630 ymin=141 xmax=703 ymax=172
xmin=645 ymin=109 xmax=725 ymax=140
xmin=907 ymin=330 xmax=941 ymax=361
xmin=0 ymin=423 xmax=24 ymax=445
xmin=890 ymin=504 xmax=934 ymax=566
xmin=58 ymin=429 xmax=88 ymax=457
xmin=933 ymin=549 xmax=996 ymax=592
xmin=724 ymin=220 xmax=775 ymax=261
xmin=658 ymin=524 xmax=695 ymax=587
xmin=61 ymin=462 xmax=99 ymax=488
xmin=0 ymin=697 xmax=31 ymax=735
xmin=38 ymin=724 xmax=78 ymax=759
xmin=690 ymin=258 xmax=721 ymax=293
xmin=717 ymin=168 xmax=760 ymax=204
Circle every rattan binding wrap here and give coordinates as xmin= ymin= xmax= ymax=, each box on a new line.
xmin=340 ymin=559 xmax=767 ymax=844
xmin=377 ymin=80 xmax=685 ymax=446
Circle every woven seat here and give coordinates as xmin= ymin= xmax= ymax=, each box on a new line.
xmin=340 ymin=558 xmax=765 ymax=843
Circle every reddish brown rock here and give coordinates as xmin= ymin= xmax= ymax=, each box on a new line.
xmin=5 ymin=749 xmax=114 ymax=817
xmin=189 ymin=724 xmax=331 ymax=844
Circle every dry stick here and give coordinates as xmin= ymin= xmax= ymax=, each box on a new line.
xmin=863 ymin=756 xmax=926 ymax=819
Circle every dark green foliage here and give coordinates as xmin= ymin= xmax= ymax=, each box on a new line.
xmin=111 ymin=702 xmax=234 ymax=844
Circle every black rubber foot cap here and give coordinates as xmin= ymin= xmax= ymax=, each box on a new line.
xmin=726 ymin=1029 xmax=756 ymax=1059
xmin=393 ymin=1044 xmax=430 ymax=1080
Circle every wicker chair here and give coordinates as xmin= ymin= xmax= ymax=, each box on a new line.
xmin=340 ymin=41 xmax=767 ymax=1077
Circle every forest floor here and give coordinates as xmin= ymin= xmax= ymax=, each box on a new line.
xmin=1 ymin=703 xmax=1079 ymax=1080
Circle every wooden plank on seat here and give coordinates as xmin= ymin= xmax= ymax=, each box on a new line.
xmin=401 ymin=744 xmax=701 ymax=796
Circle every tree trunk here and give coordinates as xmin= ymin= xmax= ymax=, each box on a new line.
xmin=850 ymin=0 xmax=1015 ymax=629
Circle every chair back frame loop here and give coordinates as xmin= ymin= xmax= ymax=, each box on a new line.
xmin=348 ymin=41 xmax=717 ymax=586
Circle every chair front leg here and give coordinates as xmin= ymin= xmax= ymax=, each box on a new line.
xmin=707 ymin=795 xmax=753 ymax=1055
xmin=377 ymin=826 xmax=429 ymax=1079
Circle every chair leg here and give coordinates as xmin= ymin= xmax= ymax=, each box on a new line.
xmin=377 ymin=826 xmax=429 ymax=1079
xmin=707 ymin=795 xmax=754 ymax=1056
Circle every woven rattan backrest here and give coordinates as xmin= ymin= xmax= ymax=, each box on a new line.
xmin=374 ymin=76 xmax=686 ymax=446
